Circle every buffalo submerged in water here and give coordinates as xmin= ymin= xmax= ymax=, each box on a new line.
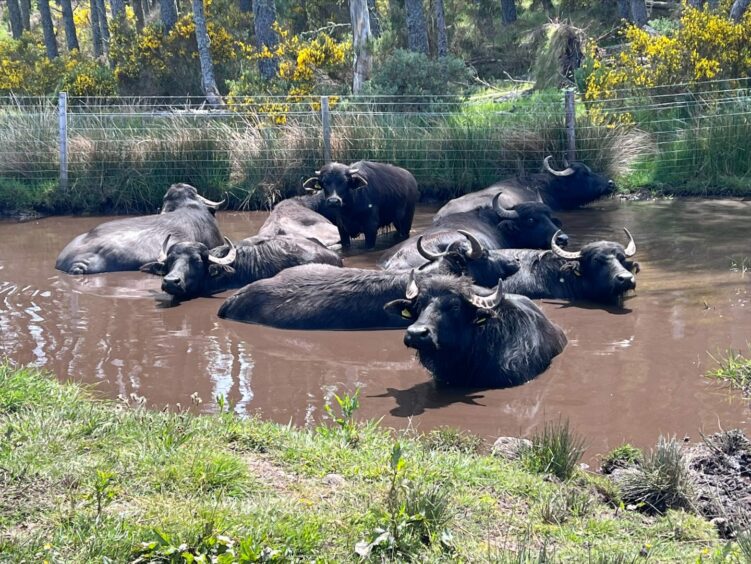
xmin=433 ymin=155 xmax=615 ymax=221
xmin=55 ymin=183 xmax=225 ymax=274
xmin=379 ymin=192 xmax=568 ymax=270
xmin=383 ymin=273 xmax=568 ymax=388
xmin=140 ymin=234 xmax=343 ymax=301
xmin=216 ymin=232 xmax=521 ymax=330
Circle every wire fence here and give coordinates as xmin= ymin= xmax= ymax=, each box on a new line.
xmin=1 ymin=78 xmax=751 ymax=213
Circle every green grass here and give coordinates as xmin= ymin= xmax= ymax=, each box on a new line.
xmin=520 ymin=419 xmax=587 ymax=481
xmin=0 ymin=361 xmax=747 ymax=561
xmin=707 ymin=349 xmax=751 ymax=395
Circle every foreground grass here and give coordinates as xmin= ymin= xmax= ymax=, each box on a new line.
xmin=707 ymin=349 xmax=751 ymax=396
xmin=0 ymin=363 xmax=745 ymax=562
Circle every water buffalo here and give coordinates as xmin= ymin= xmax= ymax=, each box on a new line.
xmin=257 ymin=192 xmax=340 ymax=248
xmin=500 ymin=229 xmax=639 ymax=307
xmin=140 ymin=235 xmax=343 ymax=300
xmin=55 ymin=183 xmax=225 ymax=275
xmin=383 ymin=275 xmax=567 ymax=388
xmin=433 ymin=156 xmax=615 ymax=221
xmin=379 ymin=193 xmax=568 ymax=270
xmin=303 ymin=160 xmax=419 ymax=249
xmin=217 ymin=232 xmax=520 ymax=330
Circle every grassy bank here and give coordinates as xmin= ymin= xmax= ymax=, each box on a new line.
xmin=1 ymin=362 xmax=746 ymax=562
xmin=7 ymin=88 xmax=751 ymax=216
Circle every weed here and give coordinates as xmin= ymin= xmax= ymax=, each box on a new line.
xmin=538 ymin=486 xmax=592 ymax=525
xmin=706 ymin=349 xmax=751 ymax=395
xmin=601 ymin=444 xmax=643 ymax=474
xmin=521 ymin=419 xmax=586 ymax=481
xmin=613 ymin=436 xmax=695 ymax=514
xmin=321 ymin=388 xmax=360 ymax=446
xmin=90 ymin=469 xmax=118 ymax=523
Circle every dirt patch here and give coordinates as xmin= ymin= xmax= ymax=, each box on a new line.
xmin=685 ymin=429 xmax=751 ymax=537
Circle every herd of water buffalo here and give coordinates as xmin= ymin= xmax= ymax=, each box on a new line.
xmin=54 ymin=156 xmax=638 ymax=388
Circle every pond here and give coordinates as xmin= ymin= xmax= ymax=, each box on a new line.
xmin=1 ymin=199 xmax=749 ymax=459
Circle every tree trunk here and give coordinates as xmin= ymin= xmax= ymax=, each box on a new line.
xmin=20 ymin=0 xmax=31 ymax=30
xmin=7 ymin=0 xmax=24 ymax=39
xmin=616 ymin=0 xmax=631 ymax=20
xmin=367 ymin=0 xmax=382 ymax=37
xmin=730 ymin=0 xmax=750 ymax=21
xmin=500 ymin=0 xmax=517 ymax=24
xmin=405 ymin=0 xmax=429 ymax=54
xmin=686 ymin=0 xmax=703 ymax=7
xmin=254 ymin=0 xmax=280 ymax=80
xmin=349 ymin=0 xmax=372 ymax=93
xmin=239 ymin=0 xmax=251 ymax=13
xmin=192 ymin=0 xmax=224 ymax=107
xmin=133 ymin=0 xmax=146 ymax=31
xmin=110 ymin=0 xmax=126 ymax=18
xmin=90 ymin=0 xmax=104 ymax=57
xmin=160 ymin=0 xmax=178 ymax=32
xmin=96 ymin=0 xmax=111 ymax=51
xmin=434 ymin=0 xmax=448 ymax=56
xmin=630 ymin=0 xmax=648 ymax=26
xmin=60 ymin=0 xmax=80 ymax=51
xmin=38 ymin=0 xmax=59 ymax=59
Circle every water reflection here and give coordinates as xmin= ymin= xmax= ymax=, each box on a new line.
xmin=0 ymin=200 xmax=749 ymax=459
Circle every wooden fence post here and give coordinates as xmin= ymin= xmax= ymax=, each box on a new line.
xmin=59 ymin=91 xmax=69 ymax=192
xmin=564 ymin=88 xmax=576 ymax=163
xmin=321 ymin=96 xmax=331 ymax=163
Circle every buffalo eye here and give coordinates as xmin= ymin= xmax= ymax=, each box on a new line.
xmin=527 ymin=217 xmax=537 ymax=224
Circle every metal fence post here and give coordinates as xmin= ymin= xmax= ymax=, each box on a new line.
xmin=321 ymin=96 xmax=331 ymax=163
xmin=564 ymin=88 xmax=576 ymax=163
xmin=59 ymin=91 xmax=69 ymax=192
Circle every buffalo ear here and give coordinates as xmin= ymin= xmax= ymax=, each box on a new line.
xmin=630 ymin=261 xmax=641 ymax=274
xmin=348 ymin=172 xmax=368 ymax=189
xmin=140 ymin=261 xmax=167 ymax=276
xmin=473 ymin=308 xmax=496 ymax=325
xmin=209 ymin=264 xmax=235 ymax=277
xmin=384 ymin=299 xmax=413 ymax=319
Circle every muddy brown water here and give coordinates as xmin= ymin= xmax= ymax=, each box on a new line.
xmin=1 ymin=200 xmax=750 ymax=461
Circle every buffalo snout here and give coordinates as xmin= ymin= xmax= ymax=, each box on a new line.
xmin=404 ymin=324 xmax=435 ymax=349
xmin=325 ymin=196 xmax=343 ymax=208
xmin=616 ymin=271 xmax=636 ymax=290
xmin=162 ymin=276 xmax=184 ymax=294
xmin=554 ymin=232 xmax=569 ymax=247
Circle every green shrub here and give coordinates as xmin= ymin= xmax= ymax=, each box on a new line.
xmin=364 ymin=49 xmax=475 ymax=106
xmin=601 ymin=443 xmax=643 ymax=474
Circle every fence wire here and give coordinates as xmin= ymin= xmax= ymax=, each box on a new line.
xmin=1 ymin=80 xmax=750 ymax=212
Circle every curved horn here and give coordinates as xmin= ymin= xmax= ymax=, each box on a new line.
xmin=623 ymin=228 xmax=636 ymax=257
xmin=535 ymin=190 xmax=544 ymax=203
xmin=468 ymin=279 xmax=504 ymax=310
xmin=551 ymin=230 xmax=582 ymax=260
xmin=208 ymin=237 xmax=237 ymax=266
xmin=158 ymin=234 xmax=172 ymax=262
xmin=458 ymin=229 xmax=483 ymax=260
xmin=416 ymin=235 xmax=444 ymax=262
xmin=492 ymin=192 xmax=519 ymax=220
xmin=196 ymin=193 xmax=226 ymax=208
xmin=543 ymin=155 xmax=575 ymax=177
xmin=405 ymin=270 xmax=419 ymax=300
xmin=302 ymin=176 xmax=320 ymax=190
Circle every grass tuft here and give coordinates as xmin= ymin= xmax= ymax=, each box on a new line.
xmin=521 ymin=419 xmax=586 ymax=481
xmin=706 ymin=349 xmax=751 ymax=395
xmin=421 ymin=426 xmax=484 ymax=454
xmin=613 ymin=436 xmax=695 ymax=515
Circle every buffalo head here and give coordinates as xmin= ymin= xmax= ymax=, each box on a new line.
xmin=384 ymin=271 xmax=504 ymax=352
xmin=551 ymin=228 xmax=639 ymax=305
xmin=492 ymin=193 xmax=569 ymax=249
xmin=541 ymin=156 xmax=615 ymax=209
xmin=302 ymin=162 xmax=368 ymax=209
xmin=140 ymin=235 xmax=237 ymax=299
xmin=160 ymin=183 xmax=226 ymax=214
xmin=417 ymin=230 xmax=520 ymax=286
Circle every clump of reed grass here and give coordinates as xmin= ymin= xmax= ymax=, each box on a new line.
xmin=520 ymin=419 xmax=586 ymax=481
xmin=612 ymin=435 xmax=695 ymax=514
xmin=706 ymin=349 xmax=751 ymax=395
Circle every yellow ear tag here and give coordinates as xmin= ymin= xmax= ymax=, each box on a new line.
xmin=401 ymin=309 xmax=412 ymax=318
xmin=475 ymin=317 xmax=487 ymax=325
xmin=574 ymin=269 xmax=582 ymax=277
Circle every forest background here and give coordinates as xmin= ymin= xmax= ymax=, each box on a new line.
xmin=1 ymin=0 xmax=751 ymax=212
